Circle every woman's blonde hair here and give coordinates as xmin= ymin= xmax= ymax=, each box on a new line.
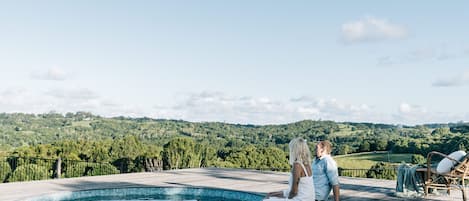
xmin=289 ymin=137 xmax=311 ymax=165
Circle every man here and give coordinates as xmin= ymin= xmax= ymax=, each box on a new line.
xmin=312 ymin=140 xmax=340 ymax=201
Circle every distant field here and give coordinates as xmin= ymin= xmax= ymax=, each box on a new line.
xmin=334 ymin=152 xmax=413 ymax=169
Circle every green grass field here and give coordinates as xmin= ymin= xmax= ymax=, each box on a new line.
xmin=334 ymin=152 xmax=413 ymax=169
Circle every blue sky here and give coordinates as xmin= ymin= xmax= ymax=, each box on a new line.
xmin=1 ymin=1 xmax=468 ymax=125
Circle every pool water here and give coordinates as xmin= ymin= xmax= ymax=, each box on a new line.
xmin=27 ymin=187 xmax=265 ymax=201
xmin=66 ymin=194 xmax=238 ymax=201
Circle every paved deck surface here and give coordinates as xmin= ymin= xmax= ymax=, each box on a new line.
xmin=0 ymin=168 xmax=464 ymax=201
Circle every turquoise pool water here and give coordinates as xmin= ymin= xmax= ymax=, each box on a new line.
xmin=27 ymin=187 xmax=265 ymax=201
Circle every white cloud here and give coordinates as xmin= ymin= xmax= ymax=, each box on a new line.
xmin=45 ymin=88 xmax=99 ymax=100
xmin=341 ymin=16 xmax=408 ymax=44
xmin=393 ymin=102 xmax=430 ymax=124
xmin=167 ymin=92 xmax=287 ymax=124
xmin=399 ymin=102 xmax=426 ymax=114
xmin=0 ymin=87 xmax=27 ymax=97
xmin=0 ymin=87 xmax=117 ymax=117
xmin=30 ymin=67 xmax=68 ymax=81
xmin=432 ymin=71 xmax=469 ymax=87
xmin=0 ymin=87 xmax=54 ymax=113
xmin=378 ymin=45 xmax=465 ymax=66
xmin=297 ymin=107 xmax=320 ymax=115
xmin=0 ymin=88 xmax=466 ymax=126
xmin=152 ymin=93 xmax=465 ymax=125
xmin=394 ymin=102 xmax=466 ymax=124
xmin=151 ymin=92 xmax=377 ymax=125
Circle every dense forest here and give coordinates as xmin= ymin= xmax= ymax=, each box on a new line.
xmin=1 ymin=111 xmax=469 ymax=173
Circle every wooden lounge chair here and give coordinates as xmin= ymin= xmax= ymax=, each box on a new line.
xmin=423 ymin=151 xmax=469 ymax=201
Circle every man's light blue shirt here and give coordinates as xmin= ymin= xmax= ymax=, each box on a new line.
xmin=312 ymin=154 xmax=339 ymax=201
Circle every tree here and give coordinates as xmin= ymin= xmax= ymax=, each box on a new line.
xmin=432 ymin=127 xmax=450 ymax=136
xmin=260 ymin=146 xmax=289 ymax=171
xmin=376 ymin=139 xmax=388 ymax=151
xmin=0 ymin=161 xmax=11 ymax=182
xmin=110 ymin=135 xmax=144 ymax=172
xmin=360 ymin=141 xmax=371 ymax=152
xmin=197 ymin=143 xmax=217 ymax=167
xmin=337 ymin=144 xmax=351 ymax=155
xmin=163 ymin=138 xmax=200 ymax=169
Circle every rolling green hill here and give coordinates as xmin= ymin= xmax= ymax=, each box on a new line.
xmin=1 ymin=112 xmax=468 ymax=170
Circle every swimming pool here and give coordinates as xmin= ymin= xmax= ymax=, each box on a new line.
xmin=26 ymin=187 xmax=265 ymax=201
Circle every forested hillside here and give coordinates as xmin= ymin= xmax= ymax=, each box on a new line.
xmin=1 ymin=112 xmax=468 ymax=171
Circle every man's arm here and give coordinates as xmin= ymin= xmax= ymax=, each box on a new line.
xmin=326 ymin=157 xmax=340 ymax=201
xmin=332 ymin=184 xmax=340 ymax=201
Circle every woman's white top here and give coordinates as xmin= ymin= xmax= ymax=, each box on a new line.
xmin=265 ymin=162 xmax=315 ymax=201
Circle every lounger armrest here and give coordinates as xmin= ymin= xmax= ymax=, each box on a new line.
xmin=427 ymin=151 xmax=462 ymax=163
xmin=426 ymin=151 xmax=462 ymax=179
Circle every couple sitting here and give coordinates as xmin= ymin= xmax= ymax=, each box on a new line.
xmin=265 ymin=138 xmax=340 ymax=201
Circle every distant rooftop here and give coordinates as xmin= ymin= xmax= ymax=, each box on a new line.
xmin=0 ymin=168 xmax=462 ymax=201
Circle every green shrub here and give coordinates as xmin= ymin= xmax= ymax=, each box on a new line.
xmin=64 ymin=162 xmax=119 ymax=178
xmin=366 ymin=162 xmax=396 ymax=180
xmin=211 ymin=160 xmax=238 ymax=168
xmin=112 ymin=158 xmax=135 ymax=173
xmin=0 ymin=161 xmax=12 ymax=182
xmin=411 ymin=154 xmax=426 ymax=165
xmin=9 ymin=164 xmax=51 ymax=182
xmin=87 ymin=163 xmax=119 ymax=176
xmin=64 ymin=163 xmax=86 ymax=178
xmin=7 ymin=157 xmax=55 ymax=172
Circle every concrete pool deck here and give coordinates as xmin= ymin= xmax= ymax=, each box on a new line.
xmin=0 ymin=168 xmax=464 ymax=201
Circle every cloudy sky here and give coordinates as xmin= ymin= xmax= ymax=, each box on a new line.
xmin=1 ymin=1 xmax=468 ymax=125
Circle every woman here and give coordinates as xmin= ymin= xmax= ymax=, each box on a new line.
xmin=265 ymin=137 xmax=315 ymax=201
